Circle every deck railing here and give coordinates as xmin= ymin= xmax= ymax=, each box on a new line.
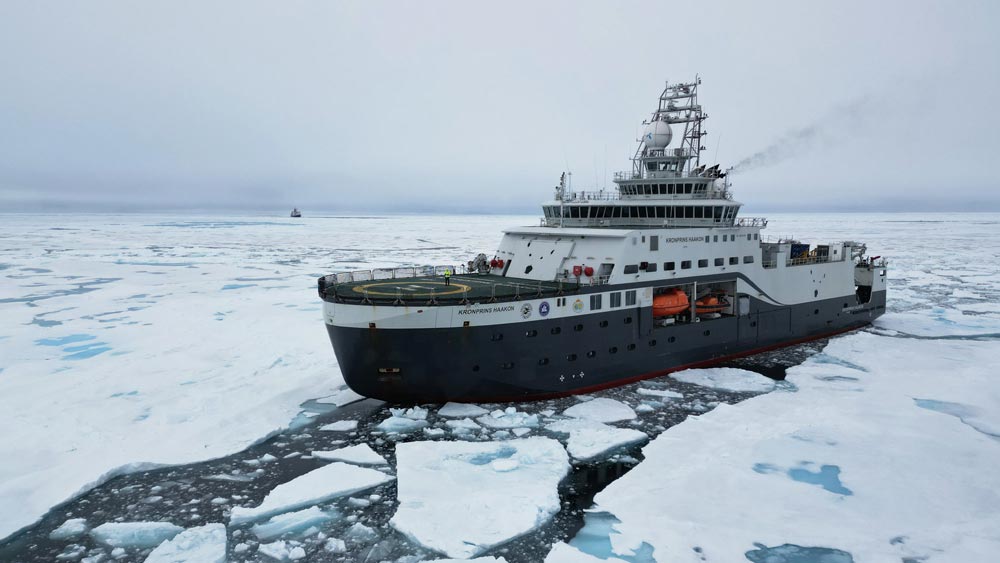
xmin=332 ymin=265 xmax=457 ymax=284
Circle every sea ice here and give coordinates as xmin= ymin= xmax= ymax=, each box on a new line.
xmin=312 ymin=443 xmax=388 ymax=465
xmin=391 ymin=437 xmax=570 ymax=558
xmin=258 ymin=539 xmax=305 ymax=561
xmin=314 ymin=387 xmax=364 ymax=406
xmin=581 ymin=332 xmax=1000 ymax=562
xmin=429 ymin=558 xmax=509 ymax=563
xmin=476 ymin=407 xmax=539 ymax=429
xmin=445 ymin=418 xmax=481 ymax=432
xmin=230 ymin=462 xmax=394 ymax=524
xmin=437 ymin=402 xmax=489 ymax=418
xmin=561 ymin=398 xmax=636 ymax=423
xmin=318 ymin=420 xmax=357 ymax=432
xmin=90 ymin=521 xmax=184 ymax=548
xmin=144 ymin=523 xmax=226 ymax=563
xmin=636 ymin=387 xmax=683 ymax=399
xmin=390 ymin=406 xmax=429 ymax=420
xmin=376 ymin=415 xmax=428 ymax=434
xmin=670 ymin=367 xmax=776 ymax=392
xmin=545 ymin=419 xmax=648 ymax=461
xmin=252 ymin=507 xmax=339 ymax=540
xmin=49 ymin=517 xmax=87 ymax=540
xmin=545 ymin=541 xmax=627 ymax=562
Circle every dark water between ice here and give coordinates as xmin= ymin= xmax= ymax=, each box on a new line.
xmin=0 ymin=344 xmax=821 ymax=563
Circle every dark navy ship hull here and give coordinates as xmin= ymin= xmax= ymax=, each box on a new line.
xmin=326 ymin=291 xmax=886 ymax=403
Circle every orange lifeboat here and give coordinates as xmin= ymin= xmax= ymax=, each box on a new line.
xmin=695 ymin=294 xmax=730 ymax=314
xmin=653 ymin=288 xmax=689 ymax=317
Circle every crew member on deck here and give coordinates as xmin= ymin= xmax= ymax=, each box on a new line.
xmin=444 ymin=268 xmax=451 ymax=286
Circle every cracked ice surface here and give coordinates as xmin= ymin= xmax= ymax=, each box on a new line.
xmin=144 ymin=523 xmax=226 ymax=563
xmin=0 ymin=213 xmax=519 ymax=540
xmin=583 ymin=332 xmax=1000 ymax=562
xmin=670 ymin=367 xmax=777 ymax=393
xmin=229 ymin=461 xmax=394 ymax=524
xmin=391 ymin=437 xmax=570 ymax=559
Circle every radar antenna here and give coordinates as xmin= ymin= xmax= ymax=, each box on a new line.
xmin=632 ymin=75 xmax=707 ymax=177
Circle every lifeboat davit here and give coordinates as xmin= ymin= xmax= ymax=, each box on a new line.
xmin=695 ymin=294 xmax=730 ymax=314
xmin=653 ymin=288 xmax=689 ymax=317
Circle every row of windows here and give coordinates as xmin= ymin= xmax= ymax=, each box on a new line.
xmin=544 ymin=205 xmax=738 ymax=220
xmin=482 ymin=328 xmax=718 ymax=371
xmin=619 ymin=182 xmax=707 ymax=196
xmin=625 ymin=255 xmax=756 ymax=274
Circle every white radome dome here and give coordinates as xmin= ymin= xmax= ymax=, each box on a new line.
xmin=642 ymin=120 xmax=672 ymax=149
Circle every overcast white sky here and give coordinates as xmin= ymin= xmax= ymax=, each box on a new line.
xmin=1 ymin=0 xmax=997 ymax=213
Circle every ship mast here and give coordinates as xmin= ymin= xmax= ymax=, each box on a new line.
xmin=632 ymin=76 xmax=707 ymax=178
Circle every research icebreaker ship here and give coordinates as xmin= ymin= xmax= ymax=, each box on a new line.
xmin=318 ymin=79 xmax=887 ymax=402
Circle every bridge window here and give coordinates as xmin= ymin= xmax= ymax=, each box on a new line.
xmin=664 ymin=261 xmax=675 ymax=271
xmin=623 ymin=264 xmax=639 ymax=274
xmin=743 ymin=255 xmax=755 ymax=264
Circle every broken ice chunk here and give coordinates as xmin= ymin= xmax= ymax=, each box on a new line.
xmin=376 ymin=415 xmax=428 ymax=434
xmin=670 ymin=368 xmax=776 ymax=393
xmin=438 ymin=402 xmax=489 ymax=418
xmin=391 ymin=437 xmax=569 ymax=558
xmin=318 ymin=420 xmax=358 ymax=432
xmin=312 ymin=443 xmax=388 ymax=465
xmin=90 ymin=521 xmax=184 ymax=548
xmin=636 ymin=388 xmax=684 ymax=399
xmin=475 ymin=408 xmax=539 ymax=429
xmin=144 ymin=523 xmax=226 ymax=563
xmin=252 ymin=507 xmax=339 ymax=541
xmin=229 ymin=462 xmax=394 ymax=524
xmin=49 ymin=518 xmax=88 ymax=540
xmin=562 ymin=398 xmax=637 ymax=423
xmin=545 ymin=419 xmax=648 ymax=461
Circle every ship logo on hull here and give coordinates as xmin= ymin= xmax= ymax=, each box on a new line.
xmin=520 ymin=303 xmax=533 ymax=319
xmin=573 ymin=299 xmax=584 ymax=313
xmin=539 ymin=301 xmax=550 ymax=317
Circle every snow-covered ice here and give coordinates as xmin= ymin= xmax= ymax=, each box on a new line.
xmin=670 ymin=367 xmax=777 ymax=392
xmin=635 ymin=387 xmax=683 ymax=399
xmin=251 ymin=507 xmax=339 ymax=540
xmin=312 ymin=443 xmax=388 ymax=465
xmin=48 ymin=518 xmax=87 ymax=540
xmin=391 ymin=437 xmax=570 ymax=558
xmin=545 ymin=419 xmax=648 ymax=461
xmin=90 ymin=521 xmax=184 ymax=548
xmin=545 ymin=541 xmax=627 ymax=563
xmin=376 ymin=415 xmax=429 ymax=434
xmin=314 ymin=387 xmax=364 ymax=407
xmin=318 ymin=420 xmax=358 ymax=432
xmin=258 ymin=539 xmax=306 ymax=561
xmin=561 ymin=398 xmax=636 ymax=423
xmin=230 ymin=462 xmax=394 ymax=524
xmin=445 ymin=417 xmax=482 ymax=432
xmin=144 ymin=523 xmax=226 ymax=563
xmin=582 ymin=332 xmax=1000 ymax=561
xmin=476 ymin=407 xmax=540 ymax=429
xmin=437 ymin=402 xmax=489 ymax=418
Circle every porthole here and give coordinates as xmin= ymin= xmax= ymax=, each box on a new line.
xmin=551 ymin=327 xmax=561 ymax=335
xmin=814 ymin=309 xmax=820 ymax=315
xmin=472 ymin=365 xmax=480 ymax=372
xmin=814 ymin=289 xmax=819 ymax=298
xmin=649 ymin=339 xmax=657 ymax=347
xmin=627 ymin=343 xmax=636 ymax=351
xmin=750 ymin=321 xmax=757 ymax=327
xmin=624 ymin=317 xmax=633 ymax=324
xmin=566 ymin=353 xmax=577 ymax=361
xmin=491 ymin=333 xmax=503 ymax=341
xmin=525 ymin=329 xmax=538 ymax=337
xmin=609 ymin=346 xmax=618 ymax=354
xmin=501 ymin=362 xmax=514 ymax=369
xmin=667 ymin=336 xmax=676 ymax=343
xmin=599 ymin=320 xmax=609 ymax=328
xmin=574 ymin=324 xmax=584 ymax=332
xmin=586 ymin=350 xmax=597 ymax=358
xmin=538 ymin=358 xmax=549 ymax=366
xmin=703 ymin=330 xmax=711 ymax=336
xmin=524 ymin=265 xmax=533 ymax=274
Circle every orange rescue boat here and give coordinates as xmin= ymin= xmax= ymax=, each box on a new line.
xmin=695 ymin=294 xmax=730 ymax=314
xmin=653 ymin=288 xmax=689 ymax=317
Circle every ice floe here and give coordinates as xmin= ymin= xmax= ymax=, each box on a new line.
xmin=437 ymin=402 xmax=489 ymax=418
xmin=476 ymin=407 xmax=540 ymax=429
xmin=376 ymin=415 xmax=429 ymax=434
xmin=545 ymin=419 xmax=648 ymax=461
xmin=230 ymin=462 xmax=394 ymax=524
xmin=258 ymin=539 xmax=306 ymax=560
xmin=314 ymin=387 xmax=364 ymax=406
xmin=318 ymin=420 xmax=358 ymax=432
xmin=312 ymin=443 xmax=388 ymax=465
xmin=391 ymin=437 xmax=570 ymax=558
xmin=49 ymin=517 xmax=88 ymax=540
xmin=251 ymin=506 xmax=339 ymax=540
xmin=545 ymin=541 xmax=627 ymax=562
xmin=670 ymin=367 xmax=776 ymax=392
xmin=144 ymin=523 xmax=226 ymax=563
xmin=581 ymin=332 xmax=1000 ymax=561
xmin=561 ymin=398 xmax=636 ymax=423
xmin=90 ymin=521 xmax=184 ymax=548
xmin=636 ymin=387 xmax=683 ymax=399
